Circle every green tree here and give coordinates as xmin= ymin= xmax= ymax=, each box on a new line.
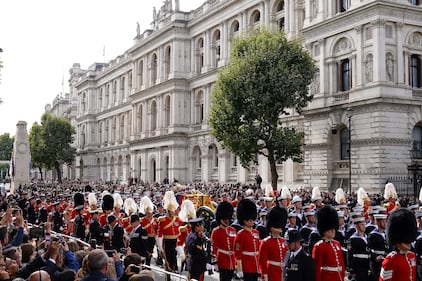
xmin=29 ymin=113 xmax=76 ymax=183
xmin=209 ymin=29 xmax=318 ymax=189
xmin=0 ymin=133 xmax=14 ymax=160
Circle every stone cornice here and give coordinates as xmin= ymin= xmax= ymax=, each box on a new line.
xmin=306 ymin=137 xmax=412 ymax=150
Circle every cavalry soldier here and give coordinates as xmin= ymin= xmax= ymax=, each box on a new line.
xmin=87 ymin=192 xmax=97 ymax=212
xmin=258 ymin=206 xmax=288 ymax=281
xmin=380 ymin=208 xmax=418 ymax=281
xmin=347 ymin=215 xmax=371 ymax=281
xmin=139 ymin=196 xmax=157 ymax=267
xmin=122 ymin=198 xmax=138 ymax=234
xmin=284 ymin=229 xmax=315 ymax=281
xmin=157 ymin=190 xmax=184 ymax=280
xmin=311 ymin=186 xmax=324 ymax=211
xmin=383 ymin=182 xmax=400 ymax=215
xmin=178 ymin=199 xmax=196 ymax=272
xmin=211 ymin=201 xmax=236 ymax=281
xmin=368 ymin=213 xmax=388 ymax=280
xmin=234 ymin=199 xmax=260 ymax=281
xmin=357 ymin=187 xmax=371 ymax=222
xmin=312 ymin=205 xmax=345 ymax=281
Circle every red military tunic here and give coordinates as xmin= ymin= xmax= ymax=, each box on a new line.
xmin=211 ymin=226 xmax=236 ymax=271
xmin=234 ymin=228 xmax=260 ymax=274
xmin=141 ymin=217 xmax=157 ymax=237
xmin=380 ymin=250 xmax=416 ymax=281
xmin=157 ymin=215 xmax=184 ymax=239
xmin=177 ymin=224 xmax=191 ymax=247
xmin=258 ymin=236 xmax=288 ymax=281
xmin=312 ymin=239 xmax=345 ymax=281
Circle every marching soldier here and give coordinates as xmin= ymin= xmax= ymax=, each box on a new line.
xmin=300 ymin=211 xmax=316 ymax=253
xmin=311 ymin=186 xmax=324 ymax=211
xmin=380 ymin=208 xmax=418 ymax=281
xmin=99 ymin=193 xmax=114 ymax=227
xmin=383 ymin=182 xmax=400 ymax=215
xmin=88 ymin=210 xmax=103 ymax=246
xmin=157 ymin=190 xmax=184 ymax=280
xmin=107 ymin=214 xmax=125 ymax=252
xmin=211 ymin=201 xmax=236 ymax=281
xmin=347 ymin=215 xmax=371 ymax=281
xmin=122 ymin=198 xmax=138 ymax=234
xmin=284 ymin=229 xmax=315 ymax=281
xmin=368 ymin=213 xmax=388 ymax=280
xmin=52 ymin=201 xmax=63 ymax=233
xmin=258 ymin=206 xmax=288 ymax=281
xmin=178 ymin=199 xmax=197 ymax=272
xmin=74 ymin=205 xmax=86 ymax=241
xmin=139 ymin=196 xmax=158 ymax=267
xmin=234 ymin=199 xmax=260 ymax=281
xmin=36 ymin=199 xmax=48 ymax=224
xmin=291 ymin=196 xmax=304 ymax=228
xmin=128 ymin=214 xmax=148 ymax=261
xmin=414 ymin=211 xmax=422 ymax=281
xmin=26 ymin=196 xmax=37 ymax=224
xmin=312 ymin=205 xmax=345 ymax=281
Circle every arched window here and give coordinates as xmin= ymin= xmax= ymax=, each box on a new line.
xmin=120 ymin=76 xmax=126 ymax=102
xmin=197 ymin=38 xmax=204 ymax=74
xmin=151 ymin=54 xmax=158 ymax=86
xmin=212 ymin=30 xmax=221 ymax=68
xmin=99 ymin=88 xmax=103 ymax=110
xmin=151 ymin=101 xmax=157 ymax=131
xmin=138 ymin=104 xmax=143 ymax=133
xmin=340 ymin=128 xmax=350 ymax=160
xmin=112 ymin=81 xmax=117 ymax=104
xmin=339 ymin=0 xmax=350 ymax=12
xmin=164 ymin=96 xmax=171 ymax=127
xmin=81 ymin=92 xmax=86 ymax=113
xmin=164 ymin=46 xmax=171 ymax=80
xmin=195 ymin=91 xmax=204 ymax=124
xmin=106 ymin=84 xmax=110 ymax=106
xmin=339 ymin=59 xmax=351 ymax=91
xmin=138 ymin=60 xmax=144 ymax=88
xmin=251 ymin=10 xmax=261 ymax=25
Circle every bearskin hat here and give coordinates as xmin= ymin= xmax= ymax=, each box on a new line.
xmin=266 ymin=206 xmax=288 ymax=231
xmin=236 ymin=199 xmax=257 ymax=226
xmin=85 ymin=185 xmax=92 ymax=193
xmin=387 ymin=208 xmax=418 ymax=245
xmin=216 ymin=201 xmax=234 ymax=222
xmin=102 ymin=194 xmax=114 ymax=211
xmin=73 ymin=192 xmax=85 ymax=207
xmin=316 ymin=205 xmax=339 ymax=235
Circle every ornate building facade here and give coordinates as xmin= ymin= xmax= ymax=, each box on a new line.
xmin=55 ymin=0 xmax=422 ymax=193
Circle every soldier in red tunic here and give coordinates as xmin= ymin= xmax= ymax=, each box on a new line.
xmin=380 ymin=208 xmax=418 ymax=281
xmin=312 ymin=205 xmax=345 ymax=281
xmin=211 ymin=201 xmax=236 ymax=281
xmin=177 ymin=199 xmax=196 ymax=271
xmin=234 ymin=199 xmax=260 ymax=281
xmin=258 ymin=206 xmax=288 ymax=281
xmin=99 ymin=194 xmax=114 ymax=227
xmin=139 ymin=196 xmax=158 ymax=267
xmin=383 ymin=183 xmax=400 ymax=216
xmin=157 ymin=190 xmax=184 ymax=281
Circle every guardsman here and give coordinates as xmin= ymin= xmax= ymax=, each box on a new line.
xmin=258 ymin=206 xmax=288 ymax=281
xmin=139 ymin=196 xmax=158 ymax=267
xmin=211 ymin=201 xmax=236 ymax=281
xmin=347 ymin=215 xmax=371 ymax=281
xmin=383 ymin=182 xmax=400 ymax=215
xmin=157 ymin=190 xmax=184 ymax=280
xmin=380 ymin=208 xmax=418 ymax=281
xmin=122 ymin=198 xmax=138 ymax=234
xmin=368 ymin=213 xmax=388 ymax=280
xmin=88 ymin=210 xmax=103 ymax=246
xmin=234 ymin=199 xmax=260 ymax=281
xmin=414 ymin=210 xmax=422 ymax=281
xmin=177 ymin=199 xmax=196 ymax=272
xmin=186 ymin=217 xmax=208 ymax=281
xmin=99 ymin=193 xmax=114 ymax=227
xmin=52 ymin=201 xmax=63 ymax=233
xmin=312 ymin=205 xmax=345 ymax=281
xmin=284 ymin=229 xmax=316 ymax=281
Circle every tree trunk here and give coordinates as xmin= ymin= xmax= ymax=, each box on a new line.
xmin=267 ymin=149 xmax=279 ymax=191
xmin=38 ymin=167 xmax=43 ymax=181
xmin=55 ymin=162 xmax=62 ymax=183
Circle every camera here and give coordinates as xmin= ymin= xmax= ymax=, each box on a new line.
xmin=29 ymin=227 xmax=45 ymax=239
xmin=105 ymin=250 xmax=115 ymax=257
xmin=89 ymin=239 xmax=97 ymax=249
xmin=130 ymin=265 xmax=141 ymax=274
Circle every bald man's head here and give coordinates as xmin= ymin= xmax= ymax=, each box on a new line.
xmin=29 ymin=270 xmax=51 ymax=281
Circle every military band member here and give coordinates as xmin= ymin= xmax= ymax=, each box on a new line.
xmin=415 ymin=211 xmax=422 ymax=281
xmin=380 ymin=208 xmax=418 ymax=281
xmin=234 ymin=199 xmax=260 ymax=281
xmin=211 ymin=201 xmax=236 ymax=281
xmin=186 ymin=217 xmax=207 ymax=281
xmin=139 ymin=196 xmax=157 ymax=267
xmin=284 ymin=229 xmax=315 ymax=281
xmin=157 ymin=191 xmax=184 ymax=280
xmin=100 ymin=194 xmax=114 ymax=227
xmin=347 ymin=215 xmax=371 ymax=281
xmin=258 ymin=206 xmax=288 ymax=281
xmin=312 ymin=205 xmax=345 ymax=281
xmin=368 ymin=213 xmax=388 ymax=280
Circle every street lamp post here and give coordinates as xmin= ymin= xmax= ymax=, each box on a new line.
xmin=346 ymin=107 xmax=353 ymax=195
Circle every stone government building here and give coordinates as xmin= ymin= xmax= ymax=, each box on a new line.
xmin=46 ymin=0 xmax=422 ymax=194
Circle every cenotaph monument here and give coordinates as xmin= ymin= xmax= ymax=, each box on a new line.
xmin=11 ymin=121 xmax=31 ymax=193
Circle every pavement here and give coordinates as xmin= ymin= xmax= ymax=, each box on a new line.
xmin=147 ymin=263 xmax=220 ymax=281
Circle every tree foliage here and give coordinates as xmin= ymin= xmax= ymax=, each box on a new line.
xmin=0 ymin=133 xmax=14 ymax=160
xmin=209 ymin=29 xmax=318 ymax=189
xmin=29 ymin=113 xmax=76 ymax=183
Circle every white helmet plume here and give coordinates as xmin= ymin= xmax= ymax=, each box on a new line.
xmin=88 ymin=192 xmax=97 ymax=207
xmin=384 ymin=183 xmax=398 ymax=200
xmin=357 ymin=187 xmax=369 ymax=206
xmin=163 ymin=190 xmax=179 ymax=212
xmin=139 ymin=196 xmax=155 ymax=214
xmin=281 ymin=186 xmax=292 ymax=200
xmin=179 ymin=199 xmax=196 ymax=222
xmin=123 ymin=198 xmax=138 ymax=216
xmin=113 ymin=193 xmax=124 ymax=209
xmin=335 ymin=188 xmax=346 ymax=205
xmin=311 ymin=186 xmax=322 ymax=201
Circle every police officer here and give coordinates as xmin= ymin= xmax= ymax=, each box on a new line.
xmin=186 ymin=217 xmax=207 ymax=281
xmin=284 ymin=229 xmax=315 ymax=281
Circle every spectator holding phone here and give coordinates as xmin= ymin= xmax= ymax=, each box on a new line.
xmin=119 ymin=253 xmax=143 ymax=281
xmin=80 ymin=249 xmax=122 ymax=281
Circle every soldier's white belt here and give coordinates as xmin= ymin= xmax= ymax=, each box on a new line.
xmin=242 ymin=251 xmax=258 ymax=256
xmin=371 ymin=250 xmax=385 ymax=255
xmin=218 ymin=249 xmax=234 ymax=255
xmin=321 ymin=266 xmax=342 ymax=272
xmin=268 ymin=260 xmax=284 ymax=266
xmin=353 ymin=254 xmax=370 ymax=259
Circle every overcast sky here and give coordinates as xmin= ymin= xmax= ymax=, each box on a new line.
xmin=0 ymin=0 xmax=200 ymax=137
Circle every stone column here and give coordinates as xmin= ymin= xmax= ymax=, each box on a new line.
xmin=354 ymin=25 xmax=363 ymax=87
xmin=396 ymin=22 xmax=405 ymax=84
xmin=372 ymin=19 xmax=386 ymax=82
